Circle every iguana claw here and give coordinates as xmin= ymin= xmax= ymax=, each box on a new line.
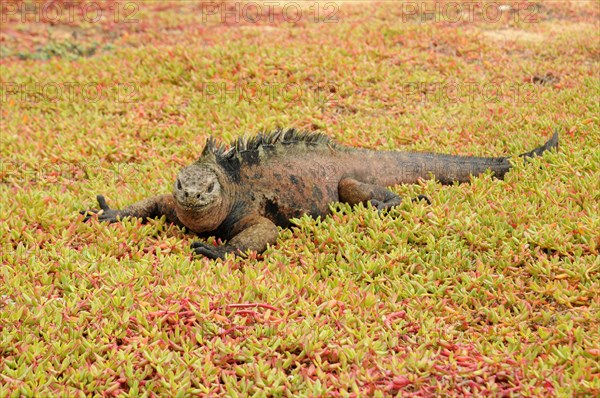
xmin=369 ymin=199 xmax=398 ymax=212
xmin=412 ymin=195 xmax=431 ymax=205
xmin=190 ymin=241 xmax=228 ymax=260
xmin=370 ymin=194 xmax=431 ymax=213
xmin=80 ymin=194 xmax=125 ymax=223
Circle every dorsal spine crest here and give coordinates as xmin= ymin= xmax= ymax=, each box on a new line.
xmin=201 ymin=128 xmax=335 ymax=162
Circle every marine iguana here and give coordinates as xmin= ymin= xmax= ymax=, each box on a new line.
xmin=82 ymin=129 xmax=559 ymax=259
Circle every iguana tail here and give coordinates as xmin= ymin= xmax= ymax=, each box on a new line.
xmin=353 ymin=132 xmax=558 ymax=186
xmin=518 ymin=130 xmax=559 ymax=160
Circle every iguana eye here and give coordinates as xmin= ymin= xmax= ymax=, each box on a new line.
xmin=207 ymin=182 xmax=215 ymax=193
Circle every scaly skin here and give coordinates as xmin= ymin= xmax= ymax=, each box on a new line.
xmin=82 ymin=129 xmax=559 ymax=259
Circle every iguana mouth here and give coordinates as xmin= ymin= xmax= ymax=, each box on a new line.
xmin=174 ymin=198 xmax=207 ymax=211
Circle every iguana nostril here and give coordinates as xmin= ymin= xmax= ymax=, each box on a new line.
xmin=196 ymin=194 xmax=201 ymax=199
xmin=177 ymin=179 xmax=182 ymax=190
xmin=184 ymin=191 xmax=188 ymax=197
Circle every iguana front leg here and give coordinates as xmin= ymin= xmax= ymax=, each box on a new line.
xmin=338 ymin=178 xmax=430 ymax=211
xmin=81 ymin=194 xmax=183 ymax=226
xmin=191 ymin=215 xmax=278 ymax=260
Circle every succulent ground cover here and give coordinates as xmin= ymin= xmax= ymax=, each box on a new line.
xmin=1 ymin=0 xmax=599 ymax=396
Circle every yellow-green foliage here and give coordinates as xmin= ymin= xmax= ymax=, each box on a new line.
xmin=1 ymin=1 xmax=598 ymax=396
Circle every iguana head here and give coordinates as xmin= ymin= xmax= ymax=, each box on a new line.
xmin=172 ymin=164 xmax=228 ymax=232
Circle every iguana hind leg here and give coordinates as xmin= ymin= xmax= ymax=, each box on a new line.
xmin=338 ymin=178 xmax=431 ymax=211
xmin=191 ymin=215 xmax=278 ymax=259
xmin=338 ymin=178 xmax=403 ymax=211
